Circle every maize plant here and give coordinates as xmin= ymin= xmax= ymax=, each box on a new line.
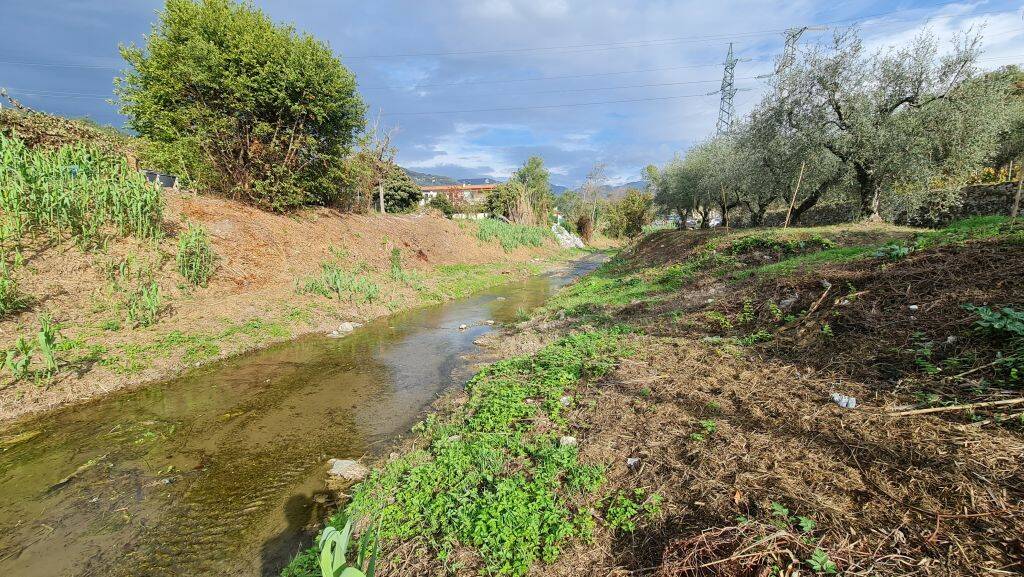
xmin=0 ymin=134 xmax=164 ymax=247
xmin=36 ymin=314 xmax=60 ymax=375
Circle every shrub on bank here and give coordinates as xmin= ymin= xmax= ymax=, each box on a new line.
xmin=176 ymin=223 xmax=217 ymax=287
xmin=116 ymin=0 xmax=365 ymax=211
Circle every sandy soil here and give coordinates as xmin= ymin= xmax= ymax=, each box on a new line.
xmin=0 ymin=191 xmax=569 ymax=424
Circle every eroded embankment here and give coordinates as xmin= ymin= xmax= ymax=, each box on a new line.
xmin=0 ymin=192 xmax=572 ymax=423
xmin=293 ymin=218 xmax=1023 ymax=577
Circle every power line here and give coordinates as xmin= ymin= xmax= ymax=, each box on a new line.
xmin=338 ymin=0 xmax=1016 ymax=59
xmin=0 ymin=0 xmax=1015 ymax=70
xmin=361 ymin=62 xmax=743 ymax=90
xmin=379 ymin=89 xmax=748 ymax=116
xmin=6 ymin=50 xmax=1021 ymax=105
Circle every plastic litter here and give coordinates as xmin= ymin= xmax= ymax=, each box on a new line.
xmin=830 ymin=393 xmax=857 ymax=409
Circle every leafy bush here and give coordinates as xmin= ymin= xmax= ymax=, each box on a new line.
xmin=603 ymin=188 xmax=654 ymax=239
xmin=0 ymin=134 xmax=163 ymax=245
xmin=964 ymin=304 xmax=1024 ymax=380
xmin=126 ymin=282 xmax=163 ymax=328
xmin=964 ymin=304 xmax=1024 ymax=336
xmin=0 ymin=267 xmax=28 ymax=318
xmin=316 ymin=516 xmax=377 ymax=577
xmin=381 ymin=165 xmax=422 ymax=213
xmin=176 ymin=223 xmax=216 ymax=287
xmin=604 ymin=488 xmax=662 ymax=533
xmin=427 ymin=194 xmax=455 ymax=218
xmin=3 ymin=315 xmax=62 ymax=381
xmin=874 ymin=243 xmax=913 ymax=260
xmin=476 ymin=219 xmax=552 ymax=252
xmin=117 ymin=0 xmax=364 ymax=211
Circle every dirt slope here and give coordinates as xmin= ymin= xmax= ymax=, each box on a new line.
xmin=0 ymin=191 xmax=567 ymax=423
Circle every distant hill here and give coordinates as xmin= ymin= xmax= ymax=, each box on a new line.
xmin=458 ymin=177 xmax=502 ymax=185
xmin=401 ymin=168 xmax=579 ymax=196
xmin=402 ymin=168 xmax=460 ymax=186
xmin=601 ymin=180 xmax=648 ymax=198
xmin=560 ymin=180 xmax=648 ymax=199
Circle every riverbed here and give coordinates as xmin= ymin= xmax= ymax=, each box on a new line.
xmin=0 ymin=256 xmax=601 ymax=577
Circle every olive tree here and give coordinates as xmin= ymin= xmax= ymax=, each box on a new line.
xmin=117 ymin=0 xmax=365 ymax=211
xmin=780 ymin=28 xmax=1003 ymax=219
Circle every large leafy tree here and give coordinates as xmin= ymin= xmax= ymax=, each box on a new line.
xmin=779 ymin=29 xmax=1003 ymax=218
xmin=117 ymin=0 xmax=365 ymax=211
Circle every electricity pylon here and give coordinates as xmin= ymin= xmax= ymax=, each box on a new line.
xmin=716 ymin=43 xmax=739 ymax=135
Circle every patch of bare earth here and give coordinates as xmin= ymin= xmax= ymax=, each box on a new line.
xmin=0 ymin=191 xmax=565 ymax=424
xmin=513 ymin=331 xmax=1023 ymax=576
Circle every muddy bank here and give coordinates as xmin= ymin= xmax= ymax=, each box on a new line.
xmin=0 ymin=191 xmax=578 ymax=423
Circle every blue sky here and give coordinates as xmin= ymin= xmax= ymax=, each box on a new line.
xmin=2 ymin=1 xmax=1022 ymax=187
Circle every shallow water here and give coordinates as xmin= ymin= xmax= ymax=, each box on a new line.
xmin=0 ymin=256 xmax=601 ymax=577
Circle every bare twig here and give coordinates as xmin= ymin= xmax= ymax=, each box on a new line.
xmin=889 ymin=397 xmax=1024 ymax=417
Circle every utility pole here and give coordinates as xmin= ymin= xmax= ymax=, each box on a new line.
xmin=716 ymin=43 xmax=739 ymax=135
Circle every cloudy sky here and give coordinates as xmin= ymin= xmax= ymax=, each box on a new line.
xmin=2 ymin=1 xmax=1023 ymax=187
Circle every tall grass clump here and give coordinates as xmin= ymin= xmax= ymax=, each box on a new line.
xmin=0 ymin=134 xmax=164 ymax=246
xmin=476 ymin=219 xmax=552 ymax=252
xmin=300 ymin=263 xmax=380 ymax=303
xmin=176 ymin=223 xmax=216 ymax=287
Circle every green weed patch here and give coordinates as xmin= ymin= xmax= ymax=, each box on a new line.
xmin=476 ymin=220 xmax=553 ymax=252
xmin=285 ymin=330 xmax=630 ymax=577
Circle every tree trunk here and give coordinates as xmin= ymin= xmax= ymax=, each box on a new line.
xmin=853 ymin=163 xmax=876 ymax=218
xmin=378 ymin=182 xmax=385 ymax=214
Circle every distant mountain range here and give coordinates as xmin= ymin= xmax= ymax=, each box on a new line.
xmin=401 ymin=167 xmax=641 ymax=197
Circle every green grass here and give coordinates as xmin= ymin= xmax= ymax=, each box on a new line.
xmin=283 ymin=330 xmax=631 ymax=577
xmin=0 ymin=134 xmax=163 ymax=246
xmin=476 ymin=219 xmax=554 ymax=252
xmin=734 ymin=245 xmax=877 ymax=279
xmin=546 ymin=251 xmax=731 ymax=316
xmin=429 ymin=262 xmax=544 ymax=300
xmin=104 ymin=317 xmax=292 ymax=374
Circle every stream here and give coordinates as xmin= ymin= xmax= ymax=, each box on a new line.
xmin=0 ymin=256 xmax=601 ymax=577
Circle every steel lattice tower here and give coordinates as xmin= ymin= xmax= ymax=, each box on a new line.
xmin=716 ymin=43 xmax=739 ymax=135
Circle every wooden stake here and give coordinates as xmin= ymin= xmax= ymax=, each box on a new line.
xmin=784 ymin=161 xmax=806 ymax=228
xmin=720 ymin=185 xmax=729 ymax=228
xmin=1012 ymin=157 xmax=1023 ymax=219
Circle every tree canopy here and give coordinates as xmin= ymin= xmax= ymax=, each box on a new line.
xmin=117 ymin=0 xmax=365 ymax=211
xmin=651 ymin=28 xmax=1016 ymax=227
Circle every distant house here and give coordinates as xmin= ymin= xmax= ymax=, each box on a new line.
xmin=419 ymin=183 xmax=498 ymax=206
